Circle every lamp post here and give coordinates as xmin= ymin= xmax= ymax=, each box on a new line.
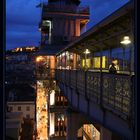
xmin=120 ymin=36 xmax=131 ymax=72
xmin=84 ymin=49 xmax=90 ymax=69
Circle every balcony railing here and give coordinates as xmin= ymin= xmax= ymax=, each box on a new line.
xmin=43 ymin=4 xmax=89 ymax=15
xmin=56 ymin=69 xmax=134 ymax=121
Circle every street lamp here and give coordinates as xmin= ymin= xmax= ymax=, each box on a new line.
xmin=36 ymin=56 xmax=43 ymax=62
xmin=83 ymin=49 xmax=90 ymax=68
xmin=120 ymin=36 xmax=131 ymax=45
xmin=120 ymin=36 xmax=131 ymax=72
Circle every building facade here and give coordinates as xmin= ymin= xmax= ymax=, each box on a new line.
xmin=7 ymin=102 xmax=35 ymax=120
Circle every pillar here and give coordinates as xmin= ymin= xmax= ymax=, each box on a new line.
xmin=100 ymin=126 xmax=112 ymax=140
xmin=50 ymin=113 xmax=55 ymax=136
xmin=73 ymin=53 xmax=77 ymax=69
xmin=75 ymin=19 xmax=80 ymax=36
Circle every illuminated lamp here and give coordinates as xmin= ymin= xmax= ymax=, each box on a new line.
xmin=120 ymin=36 xmax=131 ymax=45
xmin=84 ymin=49 xmax=90 ymax=54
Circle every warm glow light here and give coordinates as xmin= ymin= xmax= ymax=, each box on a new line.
xmin=120 ymin=36 xmax=131 ymax=45
xmin=37 ymin=81 xmax=43 ymax=86
xmin=20 ymin=48 xmax=22 ymax=51
xmin=66 ymin=51 xmax=69 ymax=56
xmin=26 ymin=47 xmax=35 ymax=51
xmin=82 ymin=59 xmax=91 ymax=68
xmin=36 ymin=56 xmax=43 ymax=62
xmin=50 ymin=90 xmax=55 ymax=105
xmin=36 ymin=80 xmax=48 ymax=140
xmin=62 ymin=52 xmax=65 ymax=56
xmin=84 ymin=49 xmax=90 ymax=54
xmin=93 ymin=56 xmax=106 ymax=68
xmin=61 ymin=115 xmax=64 ymax=121
xmin=50 ymin=113 xmax=55 ymax=136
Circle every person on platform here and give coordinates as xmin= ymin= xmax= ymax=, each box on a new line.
xmin=109 ymin=62 xmax=117 ymax=74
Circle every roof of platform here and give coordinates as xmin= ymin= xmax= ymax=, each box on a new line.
xmin=56 ymin=1 xmax=134 ymax=55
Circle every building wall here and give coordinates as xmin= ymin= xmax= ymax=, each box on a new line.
xmin=7 ymin=102 xmax=35 ymax=120
xmin=6 ymin=128 xmax=21 ymax=140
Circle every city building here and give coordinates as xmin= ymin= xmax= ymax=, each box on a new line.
xmin=11 ymin=46 xmax=38 ymax=53
xmin=6 ymin=48 xmax=36 ymax=85
xmin=7 ymin=102 xmax=35 ymax=120
xmin=6 ymin=47 xmax=37 ymax=140
xmin=6 ymin=112 xmax=24 ymax=140
xmin=6 ymin=84 xmax=36 ymax=120
xmin=6 ymin=112 xmax=35 ymax=140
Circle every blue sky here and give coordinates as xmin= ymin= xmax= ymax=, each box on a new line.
xmin=6 ymin=0 xmax=129 ymax=50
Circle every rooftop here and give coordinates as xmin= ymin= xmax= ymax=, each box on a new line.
xmin=6 ymin=84 xmax=35 ymax=102
xmin=35 ymin=44 xmax=66 ymax=56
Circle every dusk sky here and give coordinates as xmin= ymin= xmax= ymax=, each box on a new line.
xmin=6 ymin=0 xmax=129 ymax=50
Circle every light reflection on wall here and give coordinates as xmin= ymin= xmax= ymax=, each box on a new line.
xmin=50 ymin=90 xmax=55 ymax=106
xmin=82 ymin=59 xmax=91 ymax=68
xmin=50 ymin=113 xmax=55 ymax=136
xmin=94 ymin=56 xmax=106 ymax=68
xmin=83 ymin=124 xmax=100 ymax=140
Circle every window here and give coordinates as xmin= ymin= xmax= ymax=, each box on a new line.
xmin=61 ymin=96 xmax=63 ymax=102
xmin=26 ymin=106 xmax=30 ymax=111
xmin=9 ymin=106 xmax=13 ymax=111
xmin=18 ymin=106 xmax=21 ymax=111
xmin=26 ymin=114 xmax=30 ymax=119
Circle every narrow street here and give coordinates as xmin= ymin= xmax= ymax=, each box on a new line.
xmin=36 ymin=81 xmax=48 ymax=140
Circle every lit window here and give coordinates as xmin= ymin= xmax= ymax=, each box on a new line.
xmin=61 ymin=96 xmax=63 ymax=102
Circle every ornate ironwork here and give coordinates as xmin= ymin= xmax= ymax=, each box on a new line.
xmin=102 ymin=73 xmax=132 ymax=118
xmin=70 ymin=70 xmax=77 ymax=89
xmin=56 ymin=70 xmax=133 ymax=121
xmin=86 ymin=71 xmax=100 ymax=103
xmin=77 ymin=70 xmax=85 ymax=95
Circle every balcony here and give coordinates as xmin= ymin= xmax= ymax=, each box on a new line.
xmin=56 ymin=69 xmax=134 ymax=121
xmin=55 ymin=69 xmax=134 ymax=138
xmin=42 ymin=4 xmax=89 ymax=15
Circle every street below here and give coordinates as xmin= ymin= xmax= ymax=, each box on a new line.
xmin=36 ymin=81 xmax=48 ymax=140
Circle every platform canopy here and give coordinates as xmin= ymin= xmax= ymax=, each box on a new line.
xmin=56 ymin=1 xmax=134 ymax=56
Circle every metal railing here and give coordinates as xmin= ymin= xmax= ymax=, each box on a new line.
xmin=43 ymin=4 xmax=89 ymax=14
xmin=56 ymin=69 xmax=134 ymax=121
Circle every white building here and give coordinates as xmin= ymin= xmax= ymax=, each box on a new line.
xmin=7 ymin=101 xmax=35 ymax=120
